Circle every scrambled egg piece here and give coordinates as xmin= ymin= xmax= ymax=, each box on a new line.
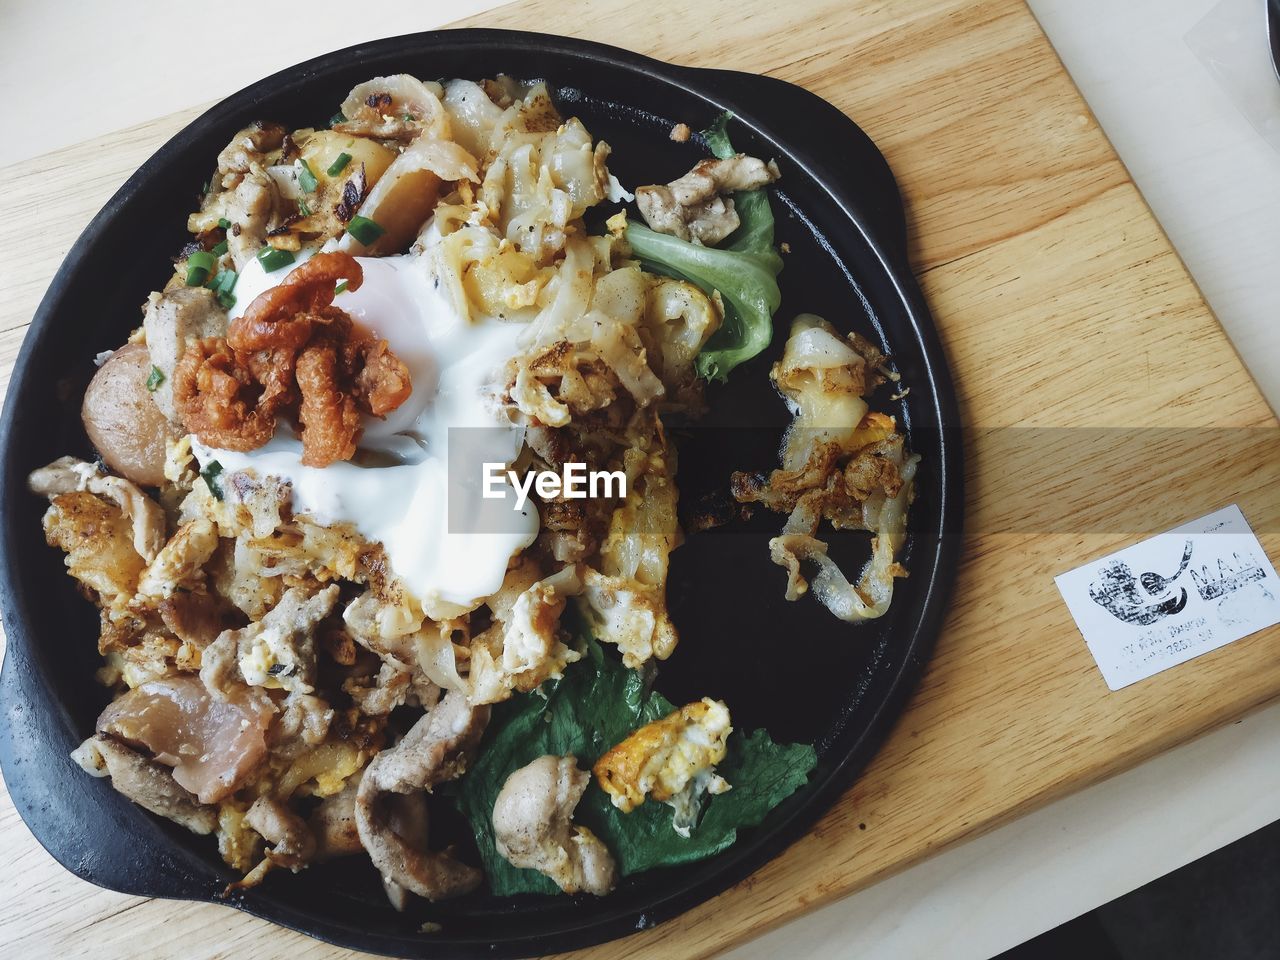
xmin=593 ymin=698 xmax=732 ymax=833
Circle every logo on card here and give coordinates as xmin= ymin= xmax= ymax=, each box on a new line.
xmin=1190 ymin=552 xmax=1267 ymax=601
xmin=1087 ymin=540 xmax=1194 ymax=626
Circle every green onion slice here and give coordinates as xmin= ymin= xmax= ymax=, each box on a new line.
xmin=346 ymin=215 xmax=386 ymax=246
xmin=298 ymin=159 xmax=318 ymax=193
xmin=218 ymin=217 xmax=232 ymax=230
xmin=257 ymin=246 xmax=296 ymax=272
xmin=201 ymin=461 xmax=225 ymax=500
xmin=327 ymin=152 xmax=352 ymax=177
xmin=185 ymin=250 xmax=216 ymax=286
xmin=207 ymin=267 xmax=238 ymax=309
xmin=329 ymin=111 xmax=346 ymax=127
xmin=211 ymin=239 xmax=228 ymax=257
xmin=145 ymin=366 xmax=165 ymax=392
xmin=334 ymin=280 xmax=349 ymax=295
xmin=298 ymin=197 xmax=312 ymax=218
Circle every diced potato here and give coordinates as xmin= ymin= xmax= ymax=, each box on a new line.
xmin=300 ymin=130 xmax=396 ymax=191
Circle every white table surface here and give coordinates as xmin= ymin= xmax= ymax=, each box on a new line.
xmin=3 ymin=1 xmax=1278 ymax=958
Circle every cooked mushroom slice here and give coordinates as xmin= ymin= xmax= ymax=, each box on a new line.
xmin=355 ymin=690 xmax=489 ymax=904
xmin=245 ymin=796 xmax=315 ymax=871
xmin=635 ymin=154 xmax=780 ymax=245
xmin=492 ymin=755 xmax=616 ymax=896
xmin=72 ymin=734 xmax=217 ymax=835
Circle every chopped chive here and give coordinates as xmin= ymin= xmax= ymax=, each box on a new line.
xmin=329 ymin=111 xmax=346 ymax=127
xmin=327 ymin=152 xmax=352 ymax=177
xmin=211 ymin=239 xmax=228 ymax=257
xmin=257 ymin=246 xmax=295 ymax=272
xmin=334 ymin=280 xmax=349 ymax=295
xmin=218 ymin=217 xmax=232 ymax=230
xmin=298 ymin=159 xmax=318 ymax=193
xmin=206 ymin=268 xmax=236 ymax=309
xmin=346 ymin=215 xmax=385 ymax=246
xmin=403 ymin=113 xmax=415 ymax=122
xmin=201 ymin=461 xmax=225 ymax=500
xmin=185 ymin=250 xmax=216 ymax=286
xmin=208 ymin=268 xmax=238 ymax=294
xmin=207 ymin=268 xmax=238 ymax=308
xmin=145 ymin=366 xmax=165 ymax=392
xmin=298 ymin=197 xmax=312 ymax=217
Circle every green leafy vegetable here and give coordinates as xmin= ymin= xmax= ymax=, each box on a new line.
xmin=456 ymin=636 xmax=817 ymax=896
xmin=625 ymin=112 xmax=783 ymax=382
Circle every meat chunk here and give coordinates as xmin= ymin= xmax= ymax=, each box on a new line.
xmin=96 ymin=675 xmax=273 ymax=804
xmin=213 ymin=122 xmax=287 ymax=181
xmin=355 ymin=691 xmax=489 ymax=903
xmin=492 ymin=755 xmax=616 ymax=896
xmin=142 ymin=286 xmax=228 ymax=423
xmin=635 ymin=154 xmax=779 ymax=245
xmin=201 ymin=585 xmax=339 ymax=697
xmin=310 ymin=780 xmax=363 ymax=860
xmin=222 ymin=169 xmax=286 ymax=270
xmin=270 ymin=692 xmax=335 ymax=761
xmin=343 ymin=659 xmax=413 ymax=716
xmin=189 ymin=122 xmax=289 ymax=271
xmin=245 ymin=796 xmax=315 ymax=871
xmin=72 ymin=734 xmax=217 ymax=835
xmin=81 ymin=342 xmax=181 ymax=485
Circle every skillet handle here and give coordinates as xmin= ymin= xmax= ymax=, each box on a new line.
xmin=0 ymin=635 xmax=220 ymax=902
xmin=677 ymin=67 xmax=911 ymax=259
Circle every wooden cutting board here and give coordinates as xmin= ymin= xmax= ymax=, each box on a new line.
xmin=1 ymin=0 xmax=1278 ymax=958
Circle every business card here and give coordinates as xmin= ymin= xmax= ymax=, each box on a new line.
xmin=1055 ymin=505 xmax=1280 ymax=690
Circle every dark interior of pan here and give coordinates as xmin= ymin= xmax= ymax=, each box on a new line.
xmin=0 ymin=28 xmax=962 ymax=960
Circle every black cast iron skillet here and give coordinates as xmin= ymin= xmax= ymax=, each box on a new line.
xmin=0 ymin=29 xmax=962 ymax=959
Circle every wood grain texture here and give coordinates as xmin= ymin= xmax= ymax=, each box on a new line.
xmin=1 ymin=0 xmax=1278 ymax=958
